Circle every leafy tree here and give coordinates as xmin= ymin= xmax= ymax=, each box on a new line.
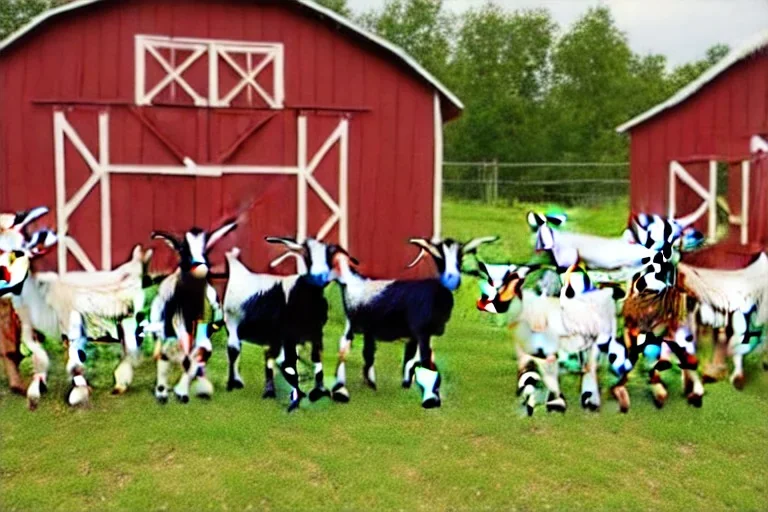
xmin=667 ymin=43 xmax=730 ymax=93
xmin=0 ymin=0 xmax=55 ymax=40
xmin=314 ymin=0 xmax=351 ymax=18
xmin=446 ymin=5 xmax=557 ymax=162
xmin=358 ymin=0 xmax=454 ymax=81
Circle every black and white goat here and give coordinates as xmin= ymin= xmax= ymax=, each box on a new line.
xmin=223 ymin=237 xmax=339 ymax=412
xmin=329 ymin=236 xmax=497 ymax=408
xmin=149 ymin=220 xmax=236 ymax=404
xmin=0 ymin=210 xmax=153 ymax=409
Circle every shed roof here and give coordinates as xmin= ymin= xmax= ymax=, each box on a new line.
xmin=617 ymin=29 xmax=768 ymax=133
xmin=0 ymin=0 xmax=463 ymax=113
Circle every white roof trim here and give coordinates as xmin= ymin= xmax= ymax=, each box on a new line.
xmin=0 ymin=0 xmax=463 ymax=112
xmin=617 ymin=29 xmax=768 ymax=133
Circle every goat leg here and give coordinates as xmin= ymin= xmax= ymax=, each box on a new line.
xmin=280 ymin=340 xmax=305 ymax=412
xmin=308 ymin=336 xmax=330 ymax=402
xmin=362 ymin=333 xmax=377 ymax=390
xmin=331 ymin=322 xmax=352 ymax=403
xmin=402 ymin=338 xmax=419 ymax=389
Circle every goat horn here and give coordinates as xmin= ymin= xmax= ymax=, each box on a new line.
xmin=408 ymin=238 xmax=442 ymax=259
xmin=406 ymin=248 xmax=427 ymax=269
xmin=462 ymin=236 xmax=499 ymax=254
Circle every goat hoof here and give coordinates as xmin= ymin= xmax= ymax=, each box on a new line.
xmin=156 ymin=395 xmax=168 ymax=405
xmin=331 ymin=383 xmax=350 ymax=403
xmin=112 ymin=385 xmax=127 ymax=395
xmin=27 ymin=399 xmax=39 ymax=411
xmin=262 ymin=384 xmax=276 ymax=399
xmin=309 ymin=387 xmax=330 ymax=402
xmin=526 ymin=404 xmax=534 ymax=417
xmin=287 ymin=400 xmax=301 ymax=413
xmin=731 ymin=375 xmax=745 ymax=391
xmin=687 ymin=393 xmax=703 ymax=408
xmin=197 ymin=393 xmax=212 ymax=400
xmin=702 ymin=374 xmax=718 ymax=384
xmin=227 ymin=379 xmax=244 ymax=391
xmin=422 ymin=395 xmax=441 ymax=409
xmin=580 ymin=391 xmax=600 ymax=412
xmin=546 ymin=404 xmax=566 ymax=414
xmin=653 ymin=398 xmax=665 ymax=409
xmin=401 ymin=379 xmax=412 ymax=389
xmin=10 ymin=385 xmax=25 ymax=396
xmin=176 ymin=394 xmax=189 ymax=404
xmin=619 ymin=405 xmax=629 ymax=414
xmin=364 ymin=379 xmax=377 ymax=391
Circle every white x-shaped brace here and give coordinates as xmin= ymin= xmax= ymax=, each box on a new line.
xmin=214 ymin=48 xmax=279 ymax=108
xmin=135 ymin=36 xmax=285 ymax=109
xmin=143 ymin=43 xmax=209 ymax=107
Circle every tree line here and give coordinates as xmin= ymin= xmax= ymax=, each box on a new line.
xmin=0 ymin=0 xmax=729 ymax=164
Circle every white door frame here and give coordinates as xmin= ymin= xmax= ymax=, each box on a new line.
xmin=53 ymin=110 xmax=347 ymax=274
xmin=669 ymin=158 xmax=751 ymax=245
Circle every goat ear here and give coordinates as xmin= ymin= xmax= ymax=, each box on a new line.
xmin=151 ymin=231 xmax=181 ymax=251
xmin=332 ymin=245 xmax=359 ymax=266
xmin=14 ymin=206 xmax=49 ymax=231
xmin=25 ymin=229 xmax=58 ymax=257
xmin=461 ymin=236 xmax=499 ymax=255
xmin=265 ymin=236 xmax=304 ymax=252
xmin=206 ymin=219 xmax=237 ymax=250
xmin=545 ymin=213 xmax=566 ymax=226
xmin=526 ymin=211 xmax=544 ymax=230
xmin=408 ymin=238 xmax=442 ymax=260
xmin=143 ymin=248 xmax=154 ymax=263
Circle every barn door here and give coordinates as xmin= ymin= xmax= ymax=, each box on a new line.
xmin=52 ymin=108 xmax=349 ymax=274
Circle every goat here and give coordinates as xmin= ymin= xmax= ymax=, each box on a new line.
xmin=622 ymin=257 xmax=705 ymax=409
xmin=329 ymin=236 xmax=497 ymax=409
xmin=677 ymin=254 xmax=768 ymax=389
xmin=148 ymin=220 xmax=236 ymax=404
xmin=527 ymin=211 xmax=701 ymax=271
xmin=476 ymin=262 xmax=631 ymax=414
xmin=222 ymin=237 xmax=340 ymax=412
xmin=0 ymin=206 xmax=49 ymax=395
xmin=0 ymin=218 xmax=153 ymax=409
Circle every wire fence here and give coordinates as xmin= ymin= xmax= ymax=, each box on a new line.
xmin=443 ymin=161 xmax=629 ymax=206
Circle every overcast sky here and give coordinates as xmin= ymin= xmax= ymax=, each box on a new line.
xmin=347 ymin=0 xmax=768 ymax=66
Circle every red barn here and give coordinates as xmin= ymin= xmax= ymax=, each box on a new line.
xmin=0 ymin=0 xmax=462 ymax=277
xmin=617 ymin=31 xmax=768 ymax=268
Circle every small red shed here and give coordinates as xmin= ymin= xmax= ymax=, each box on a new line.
xmin=0 ymin=0 xmax=462 ymax=277
xmin=617 ymin=31 xmax=768 ymax=268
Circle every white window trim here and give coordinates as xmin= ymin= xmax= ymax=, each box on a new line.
xmin=135 ymin=35 xmax=285 ymax=109
xmin=53 ymin=110 xmax=347 ymax=274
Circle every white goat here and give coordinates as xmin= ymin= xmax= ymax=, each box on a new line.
xmin=678 ymin=253 xmax=768 ymax=388
xmin=0 ymin=223 xmax=152 ymax=409
xmin=477 ymin=263 xmax=630 ymax=414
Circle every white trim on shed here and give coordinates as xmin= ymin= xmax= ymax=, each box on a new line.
xmin=0 ymin=0 xmax=463 ymax=113
xmin=617 ymin=30 xmax=768 ymax=133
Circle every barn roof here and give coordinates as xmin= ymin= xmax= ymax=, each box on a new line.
xmin=0 ymin=0 xmax=463 ymax=113
xmin=616 ymin=29 xmax=768 ymax=133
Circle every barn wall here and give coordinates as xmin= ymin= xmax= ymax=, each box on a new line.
xmin=0 ymin=0 xmax=441 ymax=278
xmin=628 ymin=50 xmax=768 ymax=246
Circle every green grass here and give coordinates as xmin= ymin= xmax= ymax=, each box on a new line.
xmin=2 ymin=199 xmax=767 ymax=511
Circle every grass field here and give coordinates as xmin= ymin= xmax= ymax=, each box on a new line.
xmin=1 ymin=200 xmax=767 ymax=511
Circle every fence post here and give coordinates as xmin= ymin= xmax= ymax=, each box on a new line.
xmin=492 ymin=159 xmax=499 ymax=203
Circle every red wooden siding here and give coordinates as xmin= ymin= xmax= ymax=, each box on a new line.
xmin=627 ymin=49 xmax=768 ymax=249
xmin=0 ymin=0 xmax=451 ymax=278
